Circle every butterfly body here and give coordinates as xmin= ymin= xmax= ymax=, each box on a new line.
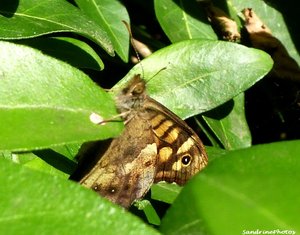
xmin=71 ymin=75 xmax=208 ymax=208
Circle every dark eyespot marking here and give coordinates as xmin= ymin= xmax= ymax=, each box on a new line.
xmin=181 ymin=155 xmax=192 ymax=165
xmin=107 ymin=187 xmax=117 ymax=195
xmin=93 ymin=184 xmax=99 ymax=191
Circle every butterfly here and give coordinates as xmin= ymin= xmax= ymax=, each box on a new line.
xmin=70 ymin=74 xmax=208 ymax=208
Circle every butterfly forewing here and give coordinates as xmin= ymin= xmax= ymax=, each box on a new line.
xmin=71 ymin=74 xmax=208 ymax=208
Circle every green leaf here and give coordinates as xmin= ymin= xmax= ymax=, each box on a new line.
xmin=0 ymin=41 xmax=123 ymax=151
xmin=32 ymin=149 xmax=77 ymax=176
xmin=114 ymin=39 xmax=273 ymax=119
xmin=203 ymin=93 xmax=252 ymax=150
xmin=205 ymin=146 xmax=228 ymax=162
xmin=0 ymin=151 xmax=35 ymax=164
xmin=2 ymin=144 xmax=80 ymax=178
xmin=154 ymin=0 xmax=217 ymax=42
xmin=0 ymin=0 xmax=113 ymax=55
xmin=134 ymin=200 xmax=161 ymax=226
xmin=0 ymin=158 xmax=160 ymax=235
xmin=50 ymin=143 xmax=82 ymax=161
xmin=151 ymin=182 xmax=182 ymax=204
xmin=19 ymin=37 xmax=104 ymax=70
xmin=160 ymin=140 xmax=300 ymax=234
xmin=75 ymin=0 xmax=130 ymax=62
xmin=25 ymin=152 xmax=70 ymax=178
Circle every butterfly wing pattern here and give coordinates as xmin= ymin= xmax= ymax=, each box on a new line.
xmin=70 ymin=74 xmax=208 ymax=208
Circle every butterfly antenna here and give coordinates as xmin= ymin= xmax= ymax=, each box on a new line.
xmin=122 ymin=20 xmax=145 ymax=78
xmin=122 ymin=21 xmax=167 ymax=84
xmin=145 ymin=66 xmax=167 ymax=85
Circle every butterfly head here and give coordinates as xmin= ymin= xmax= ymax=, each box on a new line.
xmin=122 ymin=74 xmax=145 ymax=96
xmin=116 ymin=74 xmax=147 ymax=114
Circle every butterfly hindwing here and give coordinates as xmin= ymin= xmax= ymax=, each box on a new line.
xmin=78 ymin=115 xmax=157 ymax=208
xmin=143 ymin=97 xmax=208 ymax=185
xmin=71 ymin=74 xmax=208 ymax=208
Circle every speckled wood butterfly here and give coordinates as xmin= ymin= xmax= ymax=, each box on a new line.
xmin=70 ymin=74 xmax=208 ymax=208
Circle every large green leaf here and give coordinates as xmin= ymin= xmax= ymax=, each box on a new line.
xmin=160 ymin=140 xmax=300 ymax=234
xmin=75 ymin=0 xmax=130 ymax=62
xmin=0 ymin=0 xmax=113 ymax=55
xmin=114 ymin=39 xmax=273 ymax=119
xmin=0 ymin=41 xmax=122 ymax=151
xmin=154 ymin=0 xmax=217 ymax=42
xmin=0 ymin=158 xmax=160 ymax=235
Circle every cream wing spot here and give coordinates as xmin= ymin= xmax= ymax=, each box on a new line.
xmin=123 ymin=143 xmax=157 ymax=173
xmin=176 ymin=137 xmax=195 ymax=154
xmin=171 ymin=157 xmax=182 ymax=171
xmin=158 ymin=147 xmax=173 ymax=162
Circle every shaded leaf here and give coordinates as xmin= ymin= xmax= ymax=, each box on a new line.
xmin=18 ymin=37 xmax=104 ymax=70
xmin=25 ymin=152 xmax=70 ymax=178
xmin=0 ymin=0 xmax=113 ymax=55
xmin=134 ymin=200 xmax=161 ymax=226
xmin=230 ymin=0 xmax=300 ymax=64
xmin=32 ymin=149 xmax=77 ymax=176
xmin=204 ymin=146 xmax=228 ymax=162
xmin=154 ymin=0 xmax=217 ymax=42
xmin=50 ymin=143 xmax=82 ymax=161
xmin=75 ymin=0 xmax=130 ymax=62
xmin=203 ymin=93 xmax=252 ymax=150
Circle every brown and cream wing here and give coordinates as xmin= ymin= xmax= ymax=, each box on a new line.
xmin=144 ymin=97 xmax=208 ymax=185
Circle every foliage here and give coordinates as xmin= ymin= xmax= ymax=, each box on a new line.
xmin=0 ymin=0 xmax=299 ymax=234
